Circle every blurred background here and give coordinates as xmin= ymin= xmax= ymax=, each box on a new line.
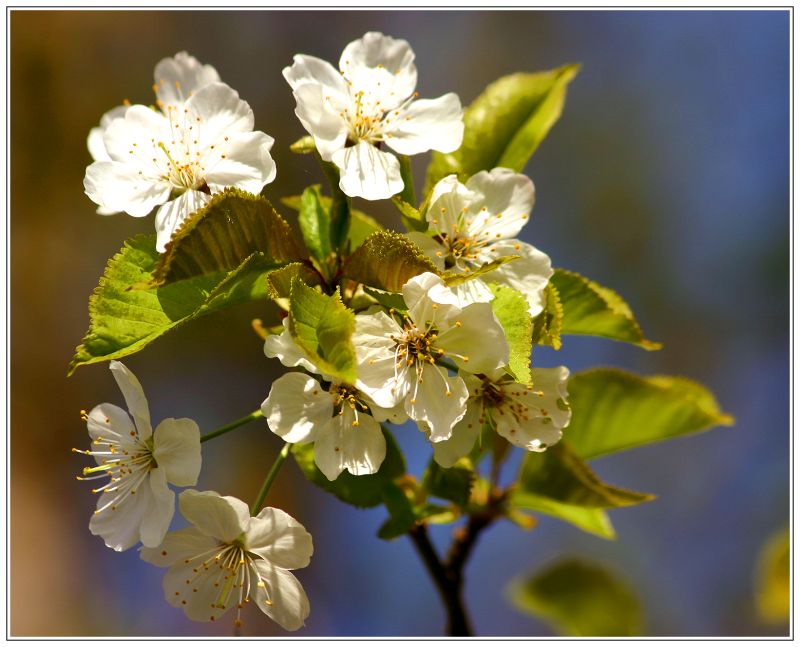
xmin=10 ymin=9 xmax=789 ymax=637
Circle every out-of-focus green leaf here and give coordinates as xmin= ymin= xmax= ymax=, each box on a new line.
xmin=518 ymin=442 xmax=654 ymax=508
xmin=509 ymin=491 xmax=616 ymax=539
xmin=149 ymin=188 xmax=302 ymax=286
xmin=755 ymin=527 xmax=790 ymax=625
xmin=288 ymin=279 xmax=356 ymax=384
xmin=551 ymin=269 xmax=661 ymax=350
xmin=489 ymin=283 xmax=533 ymax=385
xmin=377 ymin=483 xmax=418 ymax=540
xmin=69 ymin=235 xmax=282 ymax=374
xmin=532 ymin=281 xmax=563 ymax=349
xmin=508 ymin=558 xmax=643 ymax=636
xmin=289 ymin=135 xmax=316 ymax=154
xmin=566 ymin=369 xmax=735 ymax=460
xmin=442 ymin=256 xmax=520 ymax=287
xmin=342 ymin=231 xmax=439 ymax=293
xmin=425 ymin=65 xmax=579 ymax=192
xmin=291 ymin=427 xmax=405 ymax=508
xmin=422 ymin=459 xmax=475 ymax=507
xmin=281 ymin=192 xmax=382 ymax=249
xmin=298 ymin=186 xmax=332 ymax=263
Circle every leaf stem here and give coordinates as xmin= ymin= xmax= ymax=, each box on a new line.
xmin=200 ymin=410 xmax=263 ymax=443
xmin=251 ymin=442 xmax=293 ymax=515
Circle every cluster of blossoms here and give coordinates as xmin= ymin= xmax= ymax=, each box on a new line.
xmin=77 ymin=33 xmax=571 ymax=633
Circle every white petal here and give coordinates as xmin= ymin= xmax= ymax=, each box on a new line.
xmin=402 ymin=272 xmax=460 ymax=326
xmin=178 ymin=489 xmax=250 ymax=543
xmin=385 ymin=93 xmax=464 ymax=155
xmin=432 ymin=400 xmax=482 ymax=468
xmin=86 ymin=402 xmax=135 ymax=447
xmin=495 ymin=410 xmax=564 ymax=451
xmin=154 ymin=190 xmax=211 ymax=253
xmin=108 ymin=360 xmax=152 ymax=439
xmin=88 ymin=105 xmax=130 ymax=161
xmin=436 ymin=301 xmax=509 ymax=374
xmin=331 ymin=141 xmax=402 ymax=200
xmin=263 ymin=319 xmax=319 ymax=373
xmin=138 ymin=467 xmax=176 ymax=548
xmin=484 ymin=241 xmax=553 ymax=316
xmin=102 ymin=104 xmax=171 ymax=163
xmin=451 ymin=278 xmax=495 ymax=308
xmin=283 ymin=54 xmax=349 ymax=97
xmin=425 ymin=175 xmax=476 ymax=234
xmin=314 ymin=409 xmax=386 ymax=480
xmin=529 ymin=366 xmax=571 ymax=429
xmin=140 ymin=526 xmax=217 ymax=567
xmin=152 ymin=418 xmax=202 ymax=487
xmin=339 ymin=32 xmax=417 ymax=106
xmin=405 ymin=365 xmax=468 ymax=442
xmin=466 ymin=168 xmax=535 ymax=240
xmin=184 ymin=82 xmax=254 ymax=144
xmin=366 ymin=399 xmax=408 ymax=424
xmin=161 ymin=558 xmax=232 ymax=622
xmin=404 ymin=232 xmax=446 ymax=270
xmin=252 ymin=561 xmax=310 ymax=631
xmin=90 ymin=487 xmax=148 ymax=552
xmin=291 ymin=82 xmax=347 ymax=161
xmin=84 ymin=161 xmax=170 ymax=218
xmin=154 ymin=51 xmax=220 ymax=107
xmin=204 ymin=130 xmax=276 ymax=193
xmin=246 ymin=507 xmax=314 ymax=570
xmin=262 ymin=373 xmax=333 ymax=444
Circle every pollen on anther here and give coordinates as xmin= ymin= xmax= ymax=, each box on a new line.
xmin=162 ymin=550 xmax=168 ymax=556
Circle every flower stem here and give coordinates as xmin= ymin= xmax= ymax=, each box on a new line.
xmin=251 ymin=442 xmax=293 ymax=515
xmin=200 ymin=410 xmax=264 ymax=443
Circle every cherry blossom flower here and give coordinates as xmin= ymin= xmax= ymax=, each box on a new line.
xmin=432 ymin=366 xmax=571 ymax=468
xmin=283 ymin=31 xmax=464 ymax=200
xmin=407 ymin=168 xmax=553 ymax=315
xmin=74 ymin=361 xmax=201 ymax=551
xmin=84 ymin=62 xmax=276 ymax=252
xmin=353 ymin=272 xmax=509 ymax=442
xmin=140 ymin=490 xmax=313 ymax=631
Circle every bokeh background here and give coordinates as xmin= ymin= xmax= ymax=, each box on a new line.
xmin=10 ymin=9 xmax=789 ymax=637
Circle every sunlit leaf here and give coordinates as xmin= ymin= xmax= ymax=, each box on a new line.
xmin=755 ymin=527 xmax=790 ymax=625
xmin=489 ymin=283 xmax=533 ymax=385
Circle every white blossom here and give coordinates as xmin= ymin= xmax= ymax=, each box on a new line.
xmin=74 ymin=361 xmax=201 ymax=551
xmin=407 ymin=168 xmax=553 ymax=315
xmin=140 ymin=490 xmax=313 ymax=630
xmin=353 ymin=272 xmax=509 ymax=442
xmin=432 ymin=366 xmax=571 ymax=468
xmin=283 ymin=31 xmax=464 ymax=200
xmin=84 ymin=55 xmax=276 ymax=252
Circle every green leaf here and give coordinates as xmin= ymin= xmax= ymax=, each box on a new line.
xmin=551 ymin=269 xmax=661 ymax=350
xmin=426 ymin=65 xmax=579 ymax=191
xmin=281 ymin=192 xmax=382 ymax=248
xmin=509 ymin=491 xmax=616 ymax=539
xmin=342 ymin=231 xmax=440 ymax=293
xmin=289 ymin=135 xmax=316 ymax=154
xmin=291 ymin=427 xmax=405 ymax=508
xmin=288 ymin=279 xmax=357 ymax=384
xmin=508 ymin=558 xmax=643 ymax=636
xmin=149 ymin=188 xmax=302 ymax=287
xmin=377 ymin=483 xmax=418 ymax=540
xmin=518 ymin=442 xmax=654 ymax=508
xmin=265 ymin=262 xmax=322 ymax=309
xmin=297 ymin=186 xmax=332 ymax=263
xmin=318 ymin=158 xmax=351 ymax=254
xmin=532 ymin=281 xmax=563 ymax=349
xmin=422 ymin=459 xmax=474 ymax=507
xmin=362 ymin=286 xmax=408 ymax=312
xmin=392 ymin=196 xmax=427 ymax=233
xmin=566 ymin=368 xmax=735 ymax=460
xmin=755 ymin=527 xmax=790 ymax=624
xmin=489 ymin=283 xmax=533 ymax=385
xmin=396 ymin=154 xmax=417 ymax=209
xmin=69 ymin=235 xmax=280 ymax=374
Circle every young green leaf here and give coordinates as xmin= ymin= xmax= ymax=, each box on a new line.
xmin=755 ymin=527 xmax=790 ymax=624
xmin=289 ymin=135 xmax=316 ymax=154
xmin=508 ymin=559 xmax=643 ymax=636
xmin=377 ymin=483 xmax=418 ymax=540
xmin=566 ymin=368 xmax=734 ymax=460
xmin=290 ymin=427 xmax=405 ymax=508
xmin=425 ymin=64 xmax=579 ymax=192
xmin=509 ymin=492 xmax=616 ymax=539
xmin=342 ymin=231 xmax=440 ymax=293
xmin=69 ymin=235 xmax=279 ymax=374
xmin=422 ymin=459 xmax=475 ymax=508
xmin=551 ymin=269 xmax=661 ymax=349
xmin=265 ymin=262 xmax=322 ymax=304
xmin=288 ymin=279 xmax=357 ymax=384
xmin=489 ymin=283 xmax=533 ymax=385
xmin=281 ymin=192 xmax=383 ymax=248
xmin=442 ymin=256 xmax=520 ymax=287
xmin=392 ymin=196 xmax=427 ymax=233
xmin=297 ymin=185 xmax=332 ymax=263
xmin=150 ymin=188 xmax=303 ymax=287
xmin=532 ymin=281 xmax=563 ymax=349
xmin=518 ymin=442 xmax=654 ymax=508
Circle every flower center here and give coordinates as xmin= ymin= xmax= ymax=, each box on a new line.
xmin=329 ymin=383 xmax=370 ymax=427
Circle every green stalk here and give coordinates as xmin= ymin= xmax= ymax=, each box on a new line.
xmin=200 ymin=410 xmax=263 ymax=443
xmin=251 ymin=442 xmax=293 ymax=515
